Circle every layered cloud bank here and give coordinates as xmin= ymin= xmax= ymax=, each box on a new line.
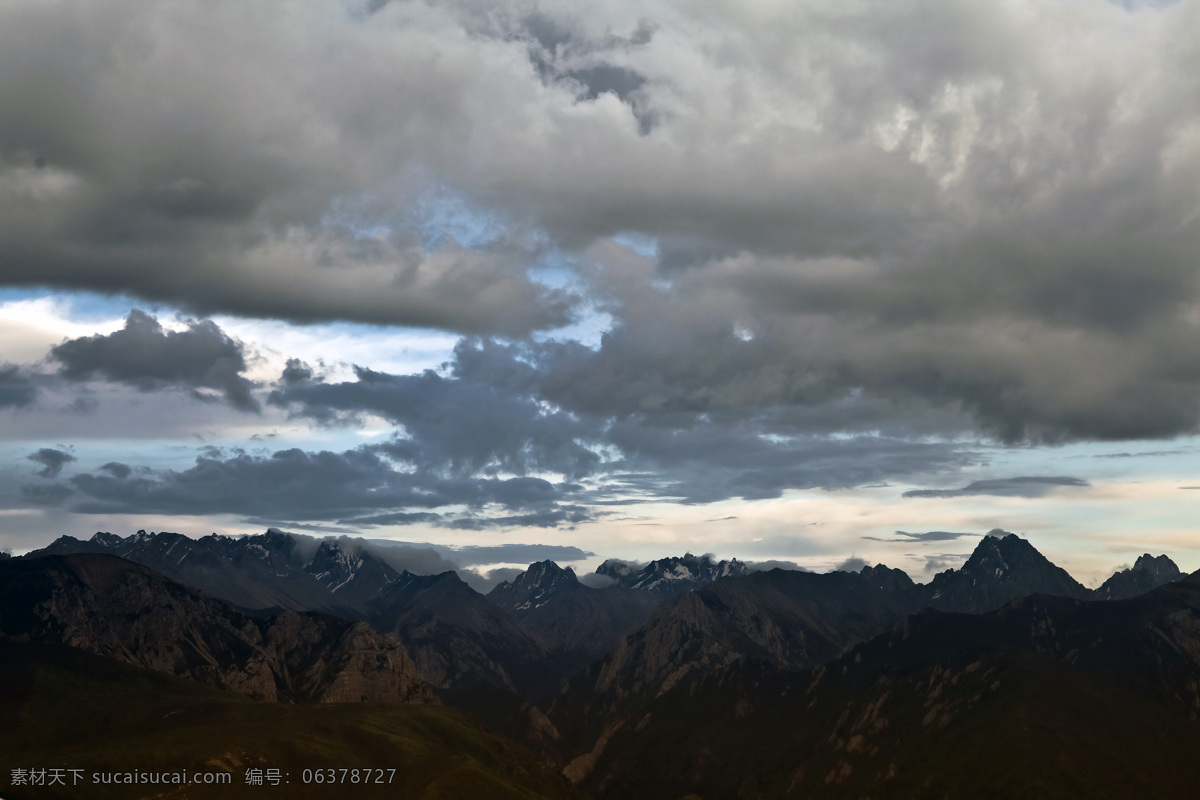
xmin=1 ymin=1 xmax=1198 ymax=573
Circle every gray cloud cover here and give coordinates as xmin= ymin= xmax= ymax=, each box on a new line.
xmin=2 ymin=0 xmax=1199 ymax=536
xmin=2 ymin=0 xmax=1198 ymax=441
xmin=51 ymin=310 xmax=259 ymax=411
xmin=63 ymin=443 xmax=589 ymax=530
xmin=27 ymin=448 xmax=76 ymax=478
xmin=903 ymin=476 xmax=1090 ymax=499
xmin=0 ymin=365 xmax=38 ymax=408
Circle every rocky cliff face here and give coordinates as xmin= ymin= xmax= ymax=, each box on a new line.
xmin=0 ymin=554 xmax=433 ymax=704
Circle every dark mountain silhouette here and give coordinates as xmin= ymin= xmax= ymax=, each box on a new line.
xmin=574 ymin=572 xmax=1200 ymax=799
xmin=22 ymin=529 xmax=387 ymax=618
xmin=920 ymin=530 xmax=1091 ymax=612
xmin=366 ymin=569 xmax=552 ymax=697
xmin=489 ymin=560 xmax=584 ymax=612
xmin=547 ymin=567 xmax=922 ymax=775
xmin=488 ymin=560 xmax=661 ymax=675
xmin=0 ymin=553 xmax=432 ymax=703
xmin=1095 ymin=553 xmax=1182 ymax=600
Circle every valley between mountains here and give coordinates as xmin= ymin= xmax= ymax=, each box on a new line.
xmin=3 ymin=529 xmax=1200 ymax=799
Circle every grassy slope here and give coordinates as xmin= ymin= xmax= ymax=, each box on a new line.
xmin=0 ymin=643 xmax=580 ymax=800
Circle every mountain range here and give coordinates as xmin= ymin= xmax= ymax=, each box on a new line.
xmin=5 ymin=527 xmax=1197 ymax=798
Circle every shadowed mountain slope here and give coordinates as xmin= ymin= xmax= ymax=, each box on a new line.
xmin=1095 ymin=553 xmax=1183 ymax=600
xmin=488 ymin=561 xmax=661 ymax=674
xmin=0 ymin=553 xmax=432 ymax=703
xmin=0 ymin=642 xmax=582 ymax=800
xmin=22 ymin=529 xmax=389 ymax=618
xmin=367 ymin=570 xmax=553 ymax=698
xmin=548 ymin=567 xmax=921 ymax=762
xmin=577 ymin=573 xmax=1200 ymax=799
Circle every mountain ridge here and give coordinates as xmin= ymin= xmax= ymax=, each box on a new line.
xmin=0 ymin=553 xmax=433 ymax=704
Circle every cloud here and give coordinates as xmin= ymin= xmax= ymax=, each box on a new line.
xmin=64 ymin=442 xmax=589 ymax=530
xmin=461 ymin=566 xmax=526 ymax=594
xmin=269 ymin=336 xmax=978 ymax=505
xmin=27 ymin=447 xmax=76 ymax=478
xmin=746 ymin=559 xmax=807 ymax=573
xmin=372 ymin=541 xmax=594 ymax=568
xmin=0 ymin=2 xmax=574 ymax=336
xmin=21 ymin=483 xmax=73 ymax=506
xmin=2 ymin=0 xmax=1198 ymax=536
xmin=51 ymin=310 xmax=259 ymax=411
xmin=445 ymin=506 xmax=594 ymax=530
xmin=269 ymin=339 xmax=601 ymax=480
xmin=863 ymin=530 xmax=977 ymax=542
xmin=903 ymin=476 xmax=1090 ymax=499
xmin=0 ymin=365 xmax=38 ymax=408
xmin=922 ymin=554 xmax=971 ymax=574
xmin=835 ymin=556 xmax=869 ymax=573
xmin=579 ymin=572 xmax=617 ymax=588
xmin=99 ymin=462 xmax=132 ymax=479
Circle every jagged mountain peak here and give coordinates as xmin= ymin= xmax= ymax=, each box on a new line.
xmin=1133 ymin=553 xmax=1181 ymax=582
xmin=595 ymin=552 xmax=750 ymax=595
xmin=90 ymin=531 xmax=123 ymax=548
xmin=925 ymin=531 xmax=1089 ymax=612
xmin=487 ymin=560 xmax=580 ymax=612
xmin=1096 ymin=553 xmax=1183 ymax=601
xmin=860 ymin=563 xmax=916 ymax=593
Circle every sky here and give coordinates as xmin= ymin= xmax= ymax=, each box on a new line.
xmin=1 ymin=0 xmax=1197 ymax=588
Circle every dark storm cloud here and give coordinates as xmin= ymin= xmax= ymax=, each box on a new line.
xmin=52 ymin=310 xmax=259 ymax=411
xmin=21 ymin=483 xmax=73 ymax=506
xmin=280 ymin=358 xmax=315 ymax=385
xmin=2 ymin=0 xmax=1198 ymax=523
xmin=903 ymin=477 xmax=1090 ymax=499
xmin=27 ymin=448 xmax=76 ymax=478
xmin=446 ymin=505 xmax=593 ymax=530
xmin=269 ymin=338 xmax=978 ymax=505
xmin=600 ymin=418 xmax=975 ymax=503
xmin=342 ymin=511 xmax=445 ymax=528
xmin=64 ymin=443 xmax=586 ymax=529
xmin=99 ymin=462 xmax=131 ymax=479
xmin=0 ymin=365 xmax=38 ymax=408
xmin=0 ymin=2 xmax=574 ymax=336
xmin=270 ymin=339 xmax=601 ymax=480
